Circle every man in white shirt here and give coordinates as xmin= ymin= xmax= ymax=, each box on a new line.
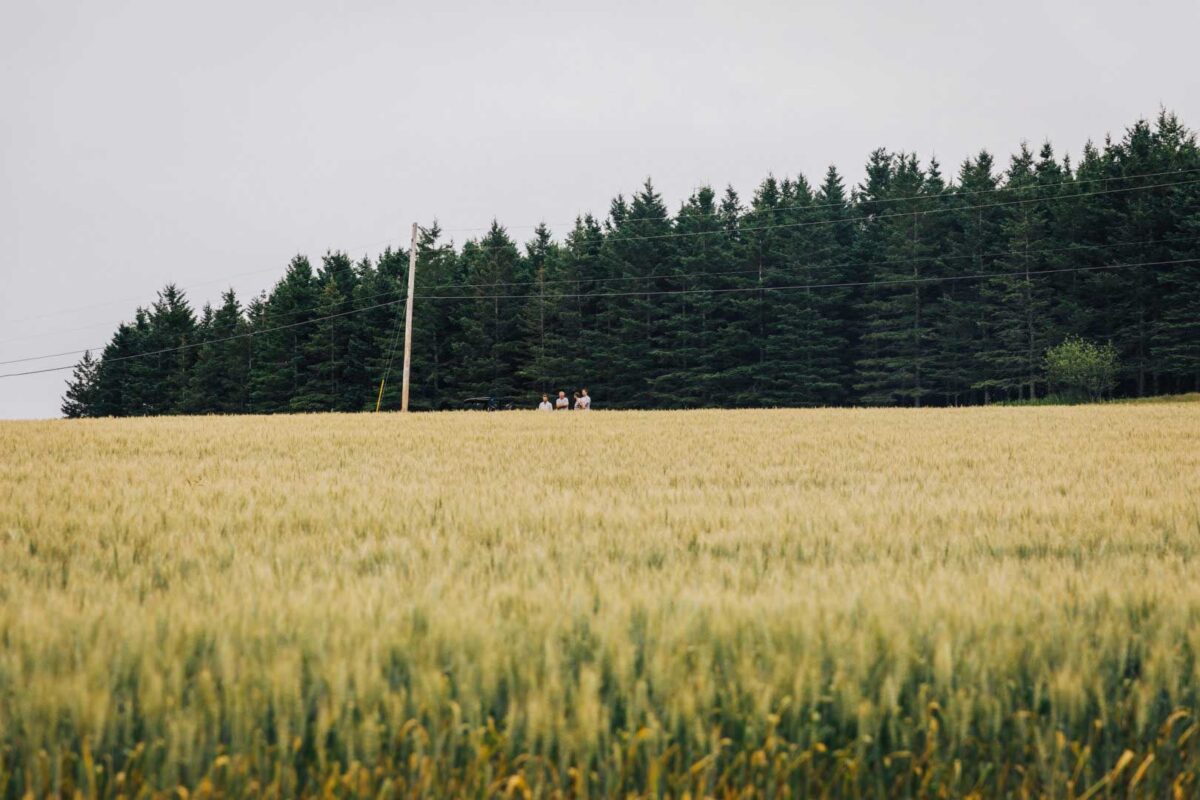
xmin=537 ymin=394 xmax=553 ymax=411
xmin=577 ymin=388 xmax=592 ymax=410
xmin=554 ymin=391 xmax=570 ymax=410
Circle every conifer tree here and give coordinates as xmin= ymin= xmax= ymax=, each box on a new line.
xmin=929 ymin=152 xmax=1002 ymax=404
xmin=135 ymin=284 xmax=197 ymax=414
xmin=599 ymin=181 xmax=675 ymax=407
xmin=755 ymin=175 xmax=808 ymax=406
xmin=1099 ymin=112 xmax=1200 ymax=395
xmin=452 ymin=223 xmax=527 ymax=400
xmin=184 ymin=290 xmax=249 ymax=413
xmin=855 ymin=153 xmax=937 ymax=406
xmin=974 ymin=144 xmax=1067 ymax=400
xmin=1160 ymin=210 xmax=1200 ymax=392
xmin=404 ymin=224 xmax=466 ymax=409
xmin=62 ymin=350 xmax=99 ymax=418
xmin=248 ymin=256 xmax=318 ymax=412
xmin=809 ymin=165 xmax=857 ymax=402
xmin=550 ymin=215 xmax=605 ymax=398
xmin=293 ymin=281 xmax=347 ymax=411
xmin=91 ymin=313 xmax=150 ymax=417
xmin=653 ymin=187 xmax=726 ymax=406
xmin=516 ymin=224 xmax=563 ymax=395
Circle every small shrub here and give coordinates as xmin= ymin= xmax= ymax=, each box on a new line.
xmin=1044 ymin=336 xmax=1120 ymax=402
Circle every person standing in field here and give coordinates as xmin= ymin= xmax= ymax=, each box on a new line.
xmin=577 ymin=388 xmax=591 ymax=410
xmin=538 ymin=394 xmax=552 ymax=411
xmin=555 ymin=391 xmax=569 ymax=410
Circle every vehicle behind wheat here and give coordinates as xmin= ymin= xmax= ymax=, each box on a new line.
xmin=461 ymin=395 xmax=517 ymax=411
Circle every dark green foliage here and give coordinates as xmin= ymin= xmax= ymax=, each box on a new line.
xmin=61 ymin=350 xmax=99 ymax=418
xmin=974 ymin=144 xmax=1069 ymax=402
xmin=515 ymin=223 xmax=562 ymax=395
xmin=653 ymin=187 xmax=730 ymax=406
xmin=855 ymin=153 xmax=939 ymax=406
xmin=928 ymin=152 xmax=1003 ymax=405
xmin=63 ymin=112 xmax=1200 ymax=416
xmin=138 ymin=284 xmax=198 ymax=415
xmin=183 ymin=290 xmax=249 ymax=414
xmin=248 ymin=256 xmax=318 ymax=413
xmin=1159 ymin=209 xmax=1200 ymax=391
xmin=597 ymin=182 xmax=677 ymax=408
xmin=451 ymin=222 xmax=528 ymax=400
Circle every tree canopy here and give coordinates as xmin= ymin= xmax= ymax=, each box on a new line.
xmin=61 ymin=112 xmax=1200 ymax=416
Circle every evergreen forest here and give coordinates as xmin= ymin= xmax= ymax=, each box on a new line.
xmin=60 ymin=112 xmax=1200 ymax=415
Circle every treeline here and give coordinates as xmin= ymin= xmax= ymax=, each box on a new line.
xmin=63 ymin=112 xmax=1200 ymax=416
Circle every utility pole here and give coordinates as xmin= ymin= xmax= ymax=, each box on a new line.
xmin=400 ymin=222 xmax=418 ymax=412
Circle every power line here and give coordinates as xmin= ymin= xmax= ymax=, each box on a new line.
xmin=0 ymin=297 xmax=407 ymax=379
xmin=439 ymin=176 xmax=1200 ymax=253
xmin=3 ymin=237 xmax=410 ymax=328
xmin=4 ymin=256 xmax=1195 ymax=380
xmin=435 ymin=166 xmax=1200 ymax=233
xmin=9 ymin=171 xmax=1198 ymax=357
xmin=5 ymin=165 xmax=1198 ymax=332
xmin=417 ymin=257 xmax=1200 ymax=302
xmin=6 ymin=231 xmax=1200 ymax=368
xmin=418 ymin=231 xmax=1200 ymax=292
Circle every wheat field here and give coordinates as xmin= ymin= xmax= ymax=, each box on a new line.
xmin=1 ymin=405 xmax=1199 ymax=798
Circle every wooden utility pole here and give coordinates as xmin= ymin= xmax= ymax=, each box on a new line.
xmin=400 ymin=222 xmax=418 ymax=412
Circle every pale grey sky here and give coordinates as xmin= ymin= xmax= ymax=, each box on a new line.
xmin=2 ymin=0 xmax=1197 ymax=418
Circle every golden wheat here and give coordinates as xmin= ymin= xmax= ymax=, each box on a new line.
xmin=1 ymin=405 xmax=1198 ymax=798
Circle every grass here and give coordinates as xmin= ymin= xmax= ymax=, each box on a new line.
xmin=998 ymin=391 xmax=1200 ymax=406
xmin=1 ymin=404 xmax=1199 ymax=798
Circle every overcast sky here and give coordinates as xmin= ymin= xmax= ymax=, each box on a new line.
xmin=2 ymin=0 xmax=1197 ymax=418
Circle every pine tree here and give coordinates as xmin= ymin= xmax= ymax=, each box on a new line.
xmin=452 ymin=223 xmax=527 ymax=400
xmin=704 ymin=179 xmax=784 ymax=406
xmin=133 ymin=284 xmax=197 ymax=415
xmin=753 ymin=175 xmax=803 ymax=406
xmin=516 ymin=224 xmax=563 ymax=395
xmin=183 ymin=289 xmax=250 ymax=413
xmin=62 ymin=350 xmax=99 ymax=418
xmin=550 ymin=215 xmax=604 ymax=399
xmin=903 ymin=156 xmax=957 ymax=405
xmin=847 ymin=149 xmax=893 ymax=403
xmin=760 ymin=174 xmax=848 ymax=406
xmin=696 ymin=188 xmax=748 ymax=407
xmin=292 ymin=282 xmax=346 ymax=411
xmin=974 ymin=144 xmax=1066 ymax=401
xmin=855 ymin=153 xmax=937 ymax=406
xmin=350 ymin=249 xmax=403 ymax=411
xmin=652 ymin=187 xmax=726 ymax=406
xmin=1160 ymin=210 xmax=1200 ymax=391
xmin=597 ymin=181 xmax=676 ymax=408
xmin=929 ymin=152 xmax=1002 ymax=405
xmin=808 ymin=165 xmax=857 ymax=403
xmin=92 ymin=313 xmax=149 ymax=417
xmin=1141 ymin=112 xmax=1200 ymax=394
xmin=409 ymin=224 xmax=468 ymax=409
xmin=1059 ymin=117 xmax=1199 ymax=397
xmin=337 ymin=255 xmax=375 ymax=410
xmin=291 ymin=252 xmax=358 ymax=412
xmin=248 ymin=256 xmax=318 ymax=412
